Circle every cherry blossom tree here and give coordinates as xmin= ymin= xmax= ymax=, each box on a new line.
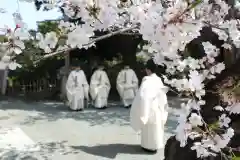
xmin=1 ymin=0 xmax=240 ymax=159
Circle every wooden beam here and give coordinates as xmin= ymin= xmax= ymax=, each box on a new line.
xmin=34 ymin=25 xmax=138 ymax=63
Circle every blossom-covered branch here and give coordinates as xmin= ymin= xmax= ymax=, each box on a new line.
xmin=34 ymin=25 xmax=138 ymax=62
xmin=0 ymin=0 xmax=239 ymax=159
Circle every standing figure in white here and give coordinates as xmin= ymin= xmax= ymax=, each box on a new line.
xmin=66 ymin=63 xmax=89 ymax=111
xmin=130 ymin=60 xmax=169 ymax=153
xmin=90 ymin=65 xmax=111 ymax=109
xmin=116 ymin=64 xmax=139 ymax=108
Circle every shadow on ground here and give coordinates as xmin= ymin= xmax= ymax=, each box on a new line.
xmin=0 ymin=140 xmax=80 ymax=160
xmin=71 ymin=143 xmax=155 ymax=159
xmin=164 ymin=116 xmax=178 ymax=134
xmin=0 ymin=98 xmax=182 ymax=127
xmin=0 ymin=99 xmax=181 ymax=159
xmin=0 ymin=100 xmax=130 ymax=126
xmin=0 ymin=142 xmax=157 ymax=159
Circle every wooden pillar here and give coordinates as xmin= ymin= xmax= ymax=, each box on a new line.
xmin=65 ymin=51 xmax=70 ymax=70
xmin=0 ymin=68 xmax=8 ymax=95
xmin=60 ymin=51 xmax=70 ymax=101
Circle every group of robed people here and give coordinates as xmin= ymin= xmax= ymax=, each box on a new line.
xmin=65 ymin=60 xmax=169 ymax=153
xmin=65 ymin=63 xmax=139 ymax=111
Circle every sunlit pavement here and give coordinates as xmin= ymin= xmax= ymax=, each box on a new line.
xmin=0 ymin=98 xmax=184 ymax=160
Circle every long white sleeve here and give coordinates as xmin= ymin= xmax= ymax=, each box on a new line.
xmin=130 ymin=77 xmax=150 ymax=132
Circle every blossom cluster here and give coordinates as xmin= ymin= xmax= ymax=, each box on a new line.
xmin=0 ymin=0 xmax=240 ymax=158
xmin=148 ymin=37 xmax=239 ymax=158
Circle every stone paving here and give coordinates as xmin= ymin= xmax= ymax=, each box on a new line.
xmin=0 ymin=98 xmax=184 ymax=160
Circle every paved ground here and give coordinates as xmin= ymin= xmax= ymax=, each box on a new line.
xmin=0 ymin=98 xmax=184 ymax=160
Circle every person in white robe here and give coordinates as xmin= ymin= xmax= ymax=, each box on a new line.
xmin=116 ymin=65 xmax=138 ymax=108
xmin=66 ymin=63 xmax=89 ymax=111
xmin=90 ymin=65 xmax=111 ymax=109
xmin=130 ymin=60 xmax=169 ymax=152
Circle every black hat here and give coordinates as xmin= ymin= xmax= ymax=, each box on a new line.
xmin=71 ymin=59 xmax=81 ymax=67
xmin=145 ymin=59 xmax=156 ymax=72
xmin=123 ymin=61 xmax=130 ymax=66
xmin=98 ymin=62 xmax=105 ymax=68
xmin=98 ymin=64 xmax=105 ymax=69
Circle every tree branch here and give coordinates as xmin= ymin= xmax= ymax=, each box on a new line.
xmin=34 ymin=25 xmax=138 ymax=63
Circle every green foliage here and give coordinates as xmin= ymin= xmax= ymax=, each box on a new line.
xmin=17 ymin=20 xmax=64 ymax=67
xmin=9 ymin=20 xmax=65 ymax=82
xmin=0 ymin=35 xmax=7 ymax=42
xmin=37 ymin=20 xmax=61 ymax=35
xmin=136 ymin=40 xmax=148 ymax=53
xmin=232 ymin=156 xmax=240 ymax=160
xmin=104 ymin=57 xmax=122 ymax=67
xmin=136 ymin=55 xmax=148 ymax=63
xmin=15 ymin=40 xmax=42 ymax=67
xmin=208 ymin=122 xmax=220 ymax=132
xmin=188 ymin=0 xmax=203 ymax=10
xmin=232 ymin=80 xmax=240 ymax=96
xmin=37 ymin=20 xmax=66 ymax=60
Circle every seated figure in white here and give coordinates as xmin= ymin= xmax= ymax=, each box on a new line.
xmin=90 ymin=65 xmax=111 ymax=109
xmin=66 ymin=63 xmax=89 ymax=111
xmin=130 ymin=60 xmax=169 ymax=153
xmin=116 ymin=64 xmax=139 ymax=108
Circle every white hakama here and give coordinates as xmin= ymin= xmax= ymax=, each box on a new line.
xmin=66 ymin=70 xmax=89 ymax=110
xmin=90 ymin=69 xmax=111 ymax=108
xmin=116 ymin=68 xmax=138 ymax=107
xmin=130 ymin=73 xmax=168 ymax=150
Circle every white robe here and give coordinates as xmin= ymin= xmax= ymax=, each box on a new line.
xmin=130 ymin=73 xmax=168 ymax=150
xmin=90 ymin=69 xmax=111 ymax=108
xmin=66 ymin=70 xmax=89 ymax=110
xmin=116 ymin=68 xmax=138 ymax=107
